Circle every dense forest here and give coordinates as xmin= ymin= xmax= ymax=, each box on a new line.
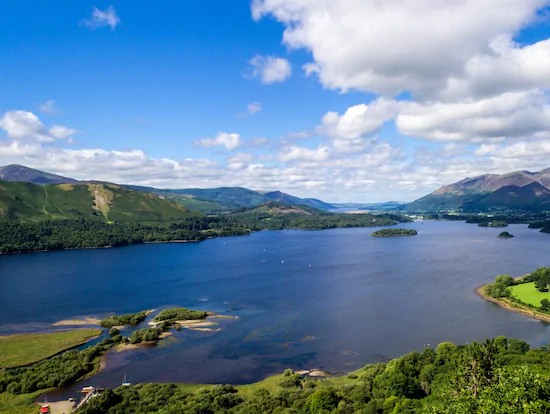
xmin=0 ymin=205 xmax=408 ymax=254
xmin=73 ymin=337 xmax=550 ymax=413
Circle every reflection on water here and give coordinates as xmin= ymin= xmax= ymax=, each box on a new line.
xmin=1 ymin=221 xmax=550 ymax=399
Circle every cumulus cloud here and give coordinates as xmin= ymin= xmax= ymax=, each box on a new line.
xmin=194 ymin=132 xmax=243 ymax=151
xmin=249 ymin=55 xmax=292 ymax=84
xmin=279 ymin=145 xmax=330 ymax=162
xmin=251 ymin=0 xmax=547 ymax=98
xmin=397 ymin=90 xmax=550 ymax=142
xmin=320 ymin=98 xmax=402 ymax=140
xmin=49 ymin=125 xmax=78 ymax=139
xmin=81 ymin=6 xmax=120 ymax=30
xmin=0 ymin=111 xmax=77 ymax=143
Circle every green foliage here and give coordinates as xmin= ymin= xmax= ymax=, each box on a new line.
xmin=498 ymin=231 xmax=514 ymax=238
xmin=0 ymin=329 xmax=102 ymax=369
xmin=0 ymin=336 xmax=123 ymax=395
xmin=484 ymin=275 xmax=517 ymax=299
xmin=100 ymin=311 xmax=148 ymax=328
xmin=128 ymin=328 xmax=161 ymax=344
xmin=371 ymin=228 xmax=418 ymax=237
xmin=0 ymin=180 xmax=199 ymax=223
xmin=0 ymin=205 xmax=410 ymax=254
xmin=153 ymin=308 xmax=208 ymax=322
xmin=73 ymin=337 xmax=550 ymax=413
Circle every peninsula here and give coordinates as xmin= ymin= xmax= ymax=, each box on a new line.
xmin=476 ymin=266 xmax=550 ymax=323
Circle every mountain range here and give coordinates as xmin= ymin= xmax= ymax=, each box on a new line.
xmin=403 ymin=167 xmax=550 ymax=212
xmin=0 ymin=165 xmax=334 ymax=220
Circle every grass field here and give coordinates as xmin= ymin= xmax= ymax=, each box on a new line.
xmin=0 ymin=329 xmax=102 ymax=368
xmin=509 ymin=282 xmax=550 ymax=307
xmin=0 ymin=391 xmax=46 ymax=414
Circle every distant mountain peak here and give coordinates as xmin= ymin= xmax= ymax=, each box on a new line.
xmin=0 ymin=164 xmax=77 ymax=185
xmin=404 ymin=166 xmax=550 ymax=213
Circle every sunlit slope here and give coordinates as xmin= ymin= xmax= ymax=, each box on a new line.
xmin=0 ymin=181 xmax=201 ymax=222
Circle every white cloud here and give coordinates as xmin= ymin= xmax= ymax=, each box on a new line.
xmin=247 ymin=102 xmax=262 ymax=115
xmin=249 ymin=55 xmax=292 ymax=84
xmin=238 ymin=102 xmax=263 ymax=118
xmin=81 ymin=6 xmax=120 ymax=30
xmin=49 ymin=125 xmax=78 ymax=139
xmin=0 ymin=111 xmax=76 ymax=143
xmin=251 ymin=0 xmax=547 ymax=98
xmin=279 ymin=145 xmax=330 ymax=162
xmin=194 ymin=132 xmax=243 ymax=151
xmin=397 ymin=90 xmax=550 ymax=142
xmin=441 ymin=36 xmax=550 ymax=100
xmin=320 ymin=98 xmax=402 ymax=140
xmin=38 ymin=100 xmax=57 ymax=115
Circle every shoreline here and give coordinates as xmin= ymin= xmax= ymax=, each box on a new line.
xmin=474 ymin=283 xmax=550 ymax=324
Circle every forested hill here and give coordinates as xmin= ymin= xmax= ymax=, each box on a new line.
xmin=0 ymin=180 xmax=200 ymax=223
xmin=0 ymin=202 xmax=409 ymax=253
xmin=125 ymin=186 xmax=335 ymax=213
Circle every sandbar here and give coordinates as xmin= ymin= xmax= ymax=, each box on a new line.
xmin=53 ymin=317 xmax=101 ymax=326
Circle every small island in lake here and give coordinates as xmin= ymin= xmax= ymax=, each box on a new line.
xmin=371 ymin=228 xmax=417 ymax=237
xmin=478 ymin=220 xmax=508 ymax=228
xmin=498 ymin=231 xmax=514 ymax=238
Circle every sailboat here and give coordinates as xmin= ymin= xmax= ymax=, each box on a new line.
xmin=122 ymin=374 xmax=130 ymax=386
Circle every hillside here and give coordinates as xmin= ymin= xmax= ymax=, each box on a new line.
xmin=128 ymin=186 xmax=334 ymax=212
xmin=402 ymin=167 xmax=550 ymax=212
xmin=0 ymin=164 xmax=76 ymax=185
xmin=0 ymin=165 xmax=334 ymax=214
xmin=0 ymin=181 xmax=200 ymax=223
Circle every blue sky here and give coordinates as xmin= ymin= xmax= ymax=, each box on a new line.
xmin=1 ymin=1 xmax=550 ymax=202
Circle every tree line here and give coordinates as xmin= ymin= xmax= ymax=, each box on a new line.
xmin=0 ymin=210 xmax=408 ymax=254
xmin=76 ymin=336 xmax=550 ymax=413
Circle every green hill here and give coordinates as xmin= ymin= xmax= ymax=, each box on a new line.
xmin=0 ymin=181 xmax=201 ymax=223
xmin=128 ymin=186 xmax=334 ymax=213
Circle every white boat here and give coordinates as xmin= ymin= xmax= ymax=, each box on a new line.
xmin=122 ymin=374 xmax=130 ymax=386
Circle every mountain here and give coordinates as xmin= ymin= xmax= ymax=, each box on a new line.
xmin=402 ymin=167 xmax=550 ymax=212
xmin=0 ymin=165 xmax=334 ymax=214
xmin=0 ymin=181 xmax=200 ymax=222
xmin=128 ymin=186 xmax=334 ymax=213
xmin=260 ymin=190 xmax=333 ymax=210
xmin=0 ymin=164 xmax=77 ymax=185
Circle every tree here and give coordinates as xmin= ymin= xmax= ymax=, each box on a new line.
xmin=541 ymin=299 xmax=550 ymax=311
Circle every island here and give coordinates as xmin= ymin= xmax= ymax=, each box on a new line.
xmin=371 ymin=228 xmax=418 ymax=237
xmin=498 ymin=231 xmax=514 ymax=238
xmin=478 ymin=220 xmax=508 ymax=227
xmin=477 ymin=266 xmax=550 ymax=323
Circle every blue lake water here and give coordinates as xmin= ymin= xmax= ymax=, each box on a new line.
xmin=1 ymin=221 xmax=550 ymax=397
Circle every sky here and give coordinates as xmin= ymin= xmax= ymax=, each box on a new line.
xmin=2 ymin=1 xmax=550 ymax=202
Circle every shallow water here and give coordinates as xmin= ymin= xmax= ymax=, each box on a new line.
xmin=1 ymin=221 xmax=550 ymax=398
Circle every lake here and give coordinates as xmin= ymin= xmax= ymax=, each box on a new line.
xmin=1 ymin=220 xmax=550 ymax=397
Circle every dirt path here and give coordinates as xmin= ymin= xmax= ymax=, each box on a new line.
xmin=42 ymin=186 xmax=49 ymax=215
xmin=37 ymin=401 xmax=75 ymax=414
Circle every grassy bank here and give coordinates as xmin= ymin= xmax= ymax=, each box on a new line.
xmin=508 ymin=282 xmax=550 ymax=306
xmin=0 ymin=391 xmax=46 ymax=414
xmin=0 ymin=329 xmax=102 ymax=368
xmin=475 ymin=283 xmax=550 ymax=323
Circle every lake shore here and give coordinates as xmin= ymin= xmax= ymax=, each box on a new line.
xmin=474 ymin=282 xmax=550 ymax=324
